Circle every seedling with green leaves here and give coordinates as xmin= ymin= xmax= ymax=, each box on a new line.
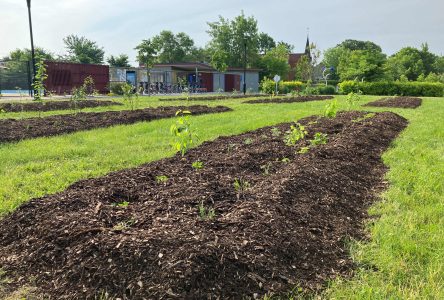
xmin=352 ymin=112 xmax=376 ymax=123
xmin=323 ymin=99 xmax=338 ymax=118
xmin=121 ymin=82 xmax=138 ymax=110
xmin=243 ymin=138 xmax=253 ymax=145
xmin=271 ymin=127 xmax=282 ymax=137
xmin=260 ymin=162 xmax=273 ymax=175
xmin=198 ymin=202 xmax=216 ymax=220
xmin=298 ymin=147 xmax=310 ymax=154
xmin=281 ymin=157 xmax=291 ymax=163
xmin=156 ymin=175 xmax=169 ymax=183
xmin=234 ymin=178 xmax=251 ymax=200
xmin=170 ymin=110 xmax=198 ymax=156
xmin=346 ymin=91 xmax=362 ymax=110
xmin=192 ymin=160 xmax=204 ymax=170
xmin=310 ymin=132 xmax=328 ymax=146
xmin=284 ymin=123 xmax=307 ymax=146
xmin=32 ymin=55 xmax=48 ymax=101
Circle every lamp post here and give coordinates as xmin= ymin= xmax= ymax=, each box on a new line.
xmin=26 ymin=0 xmax=37 ymax=98
xmin=243 ymin=41 xmax=247 ymax=95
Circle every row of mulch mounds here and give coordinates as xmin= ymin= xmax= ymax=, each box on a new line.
xmin=0 ymin=110 xmax=408 ymax=299
xmin=364 ymin=96 xmax=422 ymax=108
xmin=0 ymin=99 xmax=123 ymax=113
xmin=244 ymin=95 xmax=334 ymax=104
xmin=159 ymin=94 xmax=267 ymax=101
xmin=0 ymin=105 xmax=231 ymax=144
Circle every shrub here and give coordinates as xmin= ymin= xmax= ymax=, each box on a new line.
xmin=109 ymin=82 xmax=126 ymax=95
xmin=339 ymin=81 xmax=444 ymax=97
xmin=316 ymin=85 xmax=336 ymax=95
xmin=260 ymin=79 xmax=305 ymax=94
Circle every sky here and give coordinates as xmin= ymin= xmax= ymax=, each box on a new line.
xmin=1 ymin=0 xmax=443 ymax=65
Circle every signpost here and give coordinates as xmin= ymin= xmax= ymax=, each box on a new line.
xmin=273 ymin=74 xmax=281 ymax=95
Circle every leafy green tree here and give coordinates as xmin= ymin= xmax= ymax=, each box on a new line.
xmin=63 ymin=35 xmax=105 ymax=64
xmin=385 ymin=47 xmax=426 ymax=81
xmin=419 ymin=43 xmax=438 ymax=75
xmin=210 ymin=49 xmax=229 ymax=91
xmin=259 ymin=44 xmax=290 ymax=79
xmin=338 ymin=49 xmax=386 ymax=81
xmin=434 ymin=56 xmax=444 ymax=74
xmin=135 ymin=31 xmax=203 ymax=65
xmin=322 ymin=46 xmax=347 ymax=80
xmin=206 ymin=12 xmax=260 ymax=68
xmin=339 ymin=39 xmax=382 ymax=52
xmin=258 ymin=32 xmax=276 ymax=54
xmin=277 ymin=41 xmax=294 ymax=53
xmin=6 ymin=47 xmax=54 ymax=62
xmin=107 ymin=54 xmax=131 ymax=67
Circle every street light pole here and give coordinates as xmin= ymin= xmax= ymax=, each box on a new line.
xmin=243 ymin=41 xmax=247 ymax=95
xmin=26 ymin=0 xmax=37 ymax=98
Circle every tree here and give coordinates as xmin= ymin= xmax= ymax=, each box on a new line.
xmin=107 ymin=54 xmax=131 ymax=67
xmin=260 ymin=44 xmax=290 ymax=79
xmin=6 ymin=47 xmax=54 ymax=62
xmin=63 ymin=35 xmax=105 ymax=64
xmin=135 ymin=31 xmax=202 ymax=65
xmin=258 ymin=32 xmax=276 ymax=54
xmin=419 ymin=43 xmax=439 ymax=75
xmin=385 ymin=47 xmax=426 ymax=81
xmin=277 ymin=41 xmax=294 ymax=54
xmin=206 ymin=12 xmax=260 ymax=68
xmin=294 ymin=43 xmax=321 ymax=82
xmin=210 ymin=50 xmax=229 ymax=91
xmin=323 ymin=39 xmax=386 ymax=82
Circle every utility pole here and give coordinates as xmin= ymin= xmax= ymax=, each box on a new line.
xmin=243 ymin=41 xmax=247 ymax=95
xmin=26 ymin=0 xmax=37 ymax=99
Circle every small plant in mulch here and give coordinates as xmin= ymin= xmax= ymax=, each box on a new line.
xmin=226 ymin=143 xmax=237 ymax=154
xmin=112 ymin=201 xmax=129 ymax=208
xmin=233 ymin=178 xmax=251 ymax=200
xmin=198 ymin=202 xmax=216 ymax=221
xmin=170 ymin=110 xmax=198 ymax=156
xmin=281 ymin=157 xmax=291 ymax=163
xmin=323 ymin=99 xmax=338 ymax=118
xmin=156 ymin=175 xmax=169 ymax=184
xmin=192 ymin=160 xmax=204 ymax=170
xmin=112 ymin=219 xmax=135 ymax=231
xmin=270 ymin=127 xmax=282 ymax=137
xmin=310 ymin=132 xmax=328 ymax=146
xmin=284 ymin=123 xmax=307 ymax=146
xmin=352 ymin=112 xmax=376 ymax=123
xmin=122 ymin=82 xmax=138 ymax=111
xmin=32 ymin=55 xmax=48 ymax=101
xmin=346 ymin=91 xmax=362 ymax=110
xmin=243 ymin=138 xmax=254 ymax=145
xmin=260 ymin=162 xmax=272 ymax=176
xmin=297 ymin=146 xmax=310 ymax=154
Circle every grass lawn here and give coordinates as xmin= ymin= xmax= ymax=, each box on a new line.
xmin=0 ymin=95 xmax=443 ymax=298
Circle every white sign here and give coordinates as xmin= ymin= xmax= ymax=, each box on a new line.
xmin=273 ymin=75 xmax=281 ymax=82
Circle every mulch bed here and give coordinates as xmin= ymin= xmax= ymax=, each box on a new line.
xmin=364 ymin=96 xmax=422 ymax=108
xmin=0 ymin=111 xmax=408 ymax=299
xmin=244 ymin=95 xmax=334 ymax=104
xmin=160 ymin=94 xmax=268 ymax=101
xmin=0 ymin=100 xmax=123 ymax=113
xmin=0 ymin=105 xmax=231 ymax=144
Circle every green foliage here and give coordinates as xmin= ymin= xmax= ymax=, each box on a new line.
xmin=135 ymin=30 xmax=204 ymax=66
xmin=310 ymin=132 xmax=328 ymax=146
xmin=155 ymin=175 xmax=169 ymax=183
xmin=32 ymin=55 xmax=48 ymax=101
xmin=109 ymin=82 xmax=125 ymax=95
xmin=324 ymin=99 xmax=338 ymax=118
xmin=316 ymin=85 xmax=336 ymax=95
xmin=192 ymin=160 xmax=204 ymax=170
xmin=233 ymin=178 xmax=251 ymax=200
xmin=258 ymin=32 xmax=276 ymax=54
xmin=339 ymin=80 xmax=444 ymax=97
xmin=121 ymin=83 xmax=138 ymax=110
xmin=260 ymin=162 xmax=272 ymax=175
xmin=385 ymin=47 xmax=426 ymax=81
xmin=206 ymin=12 xmax=260 ymax=68
xmin=261 ymin=80 xmax=305 ymax=94
xmin=198 ymin=202 xmax=216 ymax=220
xmin=259 ymin=44 xmax=291 ymax=79
xmin=270 ymin=127 xmax=281 ymax=137
xmin=63 ymin=34 xmax=105 ymax=64
xmin=170 ymin=110 xmax=198 ymax=156
xmin=243 ymin=137 xmax=253 ymax=145
xmin=107 ymin=54 xmax=131 ymax=67
xmin=346 ymin=91 xmax=362 ymax=110
xmin=297 ymin=146 xmax=310 ymax=154
xmin=113 ymin=201 xmax=129 ymax=208
xmin=284 ymin=123 xmax=307 ymax=146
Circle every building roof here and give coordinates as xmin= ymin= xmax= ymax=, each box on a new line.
xmin=151 ymin=62 xmax=261 ymax=72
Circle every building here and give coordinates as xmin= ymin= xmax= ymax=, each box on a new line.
xmin=109 ymin=62 xmax=260 ymax=93
xmin=287 ymin=37 xmax=311 ymax=81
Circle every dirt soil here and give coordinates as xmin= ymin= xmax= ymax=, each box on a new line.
xmin=244 ymin=95 xmax=334 ymax=104
xmin=0 ymin=105 xmax=231 ymax=144
xmin=364 ymin=96 xmax=422 ymax=108
xmin=160 ymin=94 xmax=267 ymax=101
xmin=0 ymin=100 xmax=122 ymax=113
xmin=0 ymin=111 xmax=408 ymax=299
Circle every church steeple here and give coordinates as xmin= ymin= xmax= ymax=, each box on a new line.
xmin=305 ymin=35 xmax=310 ymax=55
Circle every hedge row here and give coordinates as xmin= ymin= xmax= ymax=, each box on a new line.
xmin=260 ymin=80 xmax=336 ymax=95
xmin=339 ymin=81 xmax=444 ymax=97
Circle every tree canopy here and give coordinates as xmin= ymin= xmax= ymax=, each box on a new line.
xmin=107 ymin=54 xmax=131 ymax=67
xmin=63 ymin=35 xmax=105 ymax=64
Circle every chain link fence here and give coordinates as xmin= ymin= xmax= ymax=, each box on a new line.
xmin=0 ymin=60 xmax=33 ymax=95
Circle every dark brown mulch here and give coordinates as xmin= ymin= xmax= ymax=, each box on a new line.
xmin=0 ymin=105 xmax=231 ymax=144
xmin=160 ymin=94 xmax=268 ymax=101
xmin=0 ymin=100 xmax=123 ymax=113
xmin=244 ymin=95 xmax=334 ymax=104
xmin=0 ymin=111 xmax=408 ymax=299
xmin=364 ymin=96 xmax=422 ymax=108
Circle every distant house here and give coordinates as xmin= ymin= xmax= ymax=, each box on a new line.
xmin=287 ymin=37 xmax=311 ymax=81
xmin=109 ymin=62 xmax=260 ymax=93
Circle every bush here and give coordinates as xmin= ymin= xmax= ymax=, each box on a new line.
xmin=315 ymin=85 xmax=336 ymax=95
xmin=260 ymin=79 xmax=306 ymax=94
xmin=109 ymin=82 xmax=125 ymax=95
xmin=339 ymin=81 xmax=444 ymax=97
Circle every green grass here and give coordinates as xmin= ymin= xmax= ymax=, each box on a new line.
xmin=1 ymin=95 xmax=444 ymax=299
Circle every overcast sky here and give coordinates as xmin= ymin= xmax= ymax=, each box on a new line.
xmin=1 ymin=0 xmax=443 ymax=65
